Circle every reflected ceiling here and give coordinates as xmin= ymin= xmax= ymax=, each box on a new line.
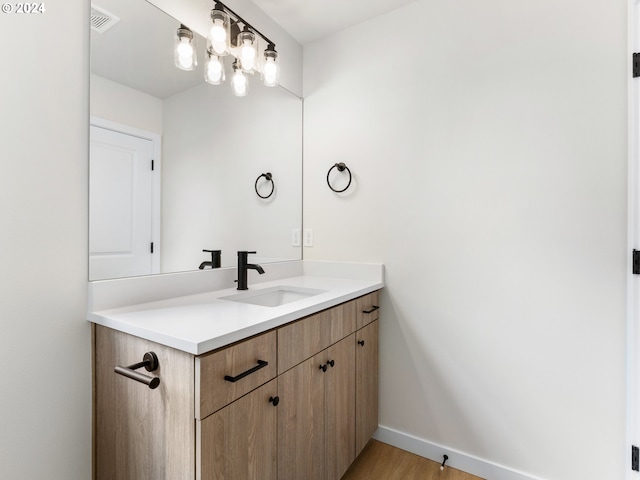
xmin=91 ymin=0 xmax=204 ymax=98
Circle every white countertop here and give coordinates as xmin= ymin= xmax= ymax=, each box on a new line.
xmin=88 ymin=273 xmax=383 ymax=355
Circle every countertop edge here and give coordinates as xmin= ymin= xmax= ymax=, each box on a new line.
xmin=89 ymin=279 xmax=383 ymax=355
xmin=194 ymin=282 xmax=382 ymax=354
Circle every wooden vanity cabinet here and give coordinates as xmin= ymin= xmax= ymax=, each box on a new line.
xmin=355 ymin=320 xmax=379 ymax=457
xmin=198 ymin=379 xmax=278 ymax=480
xmin=95 ymin=326 xmax=195 ymax=480
xmin=94 ymin=291 xmax=380 ymax=480
xmin=195 ymin=331 xmax=278 ymax=480
xmin=354 ymin=291 xmax=380 ymax=456
xmin=324 ymin=334 xmax=357 ymax=479
xmin=277 ymin=349 xmax=325 ymax=480
xmin=277 ymin=334 xmax=355 ymax=480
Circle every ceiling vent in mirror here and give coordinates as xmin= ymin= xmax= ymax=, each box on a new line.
xmin=91 ymin=5 xmax=120 ymax=34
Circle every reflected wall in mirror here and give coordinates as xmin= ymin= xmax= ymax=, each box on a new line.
xmin=89 ymin=0 xmax=302 ymax=281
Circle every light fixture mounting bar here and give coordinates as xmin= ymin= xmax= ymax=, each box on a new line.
xmin=213 ymin=0 xmax=276 ymax=47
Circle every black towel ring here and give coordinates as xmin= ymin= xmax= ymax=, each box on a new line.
xmin=327 ymin=162 xmax=352 ymax=193
xmin=255 ymin=172 xmax=274 ymax=199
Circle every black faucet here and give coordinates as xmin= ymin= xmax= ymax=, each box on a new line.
xmin=199 ymin=249 xmax=221 ymax=269
xmin=236 ymin=251 xmax=265 ymax=290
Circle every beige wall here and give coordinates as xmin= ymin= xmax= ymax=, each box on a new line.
xmin=0 ymin=1 xmax=92 ymax=478
xmin=303 ymin=0 xmax=627 ymax=478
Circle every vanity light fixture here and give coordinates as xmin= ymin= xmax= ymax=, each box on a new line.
xmin=174 ymin=24 xmax=197 ymax=71
xmin=262 ymin=44 xmax=279 ymax=87
xmin=208 ymin=4 xmax=230 ymax=56
xmin=231 ymin=60 xmax=249 ymax=97
xmin=174 ymin=0 xmax=280 ymax=94
xmin=237 ymin=26 xmax=257 ymax=72
xmin=205 ymin=49 xmax=225 ymax=85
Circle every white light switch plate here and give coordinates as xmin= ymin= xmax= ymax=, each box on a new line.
xmin=303 ymin=228 xmax=314 ymax=247
xmin=291 ymin=228 xmax=301 ymax=247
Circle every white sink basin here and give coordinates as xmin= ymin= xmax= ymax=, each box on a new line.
xmin=220 ymin=286 xmax=326 ymax=308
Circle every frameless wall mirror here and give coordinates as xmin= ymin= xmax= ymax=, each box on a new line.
xmin=89 ymin=0 xmax=302 ymax=281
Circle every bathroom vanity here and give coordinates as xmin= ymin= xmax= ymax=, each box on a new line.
xmin=90 ymin=267 xmax=382 ymax=480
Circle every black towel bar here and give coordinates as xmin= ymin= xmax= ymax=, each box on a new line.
xmin=114 ymin=351 xmax=160 ymax=389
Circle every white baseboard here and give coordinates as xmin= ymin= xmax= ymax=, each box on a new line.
xmin=373 ymin=425 xmax=546 ymax=480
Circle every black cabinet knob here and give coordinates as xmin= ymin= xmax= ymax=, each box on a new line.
xmin=358 ymin=340 xmax=365 ymax=347
xmin=327 ymin=360 xmax=335 ymax=368
xmin=269 ymin=396 xmax=279 ymax=406
xmin=319 ymin=364 xmax=328 ymax=372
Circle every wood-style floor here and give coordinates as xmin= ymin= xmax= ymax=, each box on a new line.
xmin=341 ymin=440 xmax=484 ymax=480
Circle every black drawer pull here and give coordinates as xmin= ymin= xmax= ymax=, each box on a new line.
xmin=115 ymin=351 xmax=160 ymax=390
xmin=269 ymin=396 xmax=280 ymax=406
xmin=358 ymin=340 xmax=365 ymax=347
xmin=328 ymin=359 xmax=335 ymax=368
xmin=224 ymin=360 xmax=268 ymax=383
xmin=362 ymin=305 xmax=380 ymax=314
xmin=319 ymin=364 xmax=328 ymax=372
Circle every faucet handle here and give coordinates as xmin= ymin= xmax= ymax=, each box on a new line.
xmin=203 ymin=250 xmax=221 ymax=268
xmin=237 ymin=250 xmax=257 ymax=255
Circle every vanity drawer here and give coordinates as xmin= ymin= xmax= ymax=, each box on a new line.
xmin=196 ymin=330 xmax=277 ymax=419
xmin=356 ymin=292 xmax=379 ymax=329
xmin=278 ymin=301 xmax=356 ymax=373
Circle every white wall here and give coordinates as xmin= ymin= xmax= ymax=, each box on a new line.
xmin=90 ymin=74 xmax=163 ymax=133
xmin=303 ymin=1 xmax=627 ymax=479
xmin=0 ymin=1 xmax=92 ymax=479
xmin=162 ymin=81 xmax=302 ymax=271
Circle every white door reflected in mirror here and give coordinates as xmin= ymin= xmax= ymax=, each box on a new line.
xmin=89 ymin=124 xmax=157 ymax=280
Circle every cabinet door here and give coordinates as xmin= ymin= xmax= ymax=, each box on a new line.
xmin=199 ymin=379 xmax=278 ymax=480
xmin=278 ymin=354 xmax=325 ymax=480
xmin=95 ymin=326 xmax=195 ymax=480
xmin=355 ymin=321 xmax=379 ymax=456
xmin=324 ymin=334 xmax=356 ymax=480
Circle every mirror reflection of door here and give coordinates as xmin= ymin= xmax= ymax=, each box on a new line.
xmin=89 ymin=121 xmax=158 ymax=280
